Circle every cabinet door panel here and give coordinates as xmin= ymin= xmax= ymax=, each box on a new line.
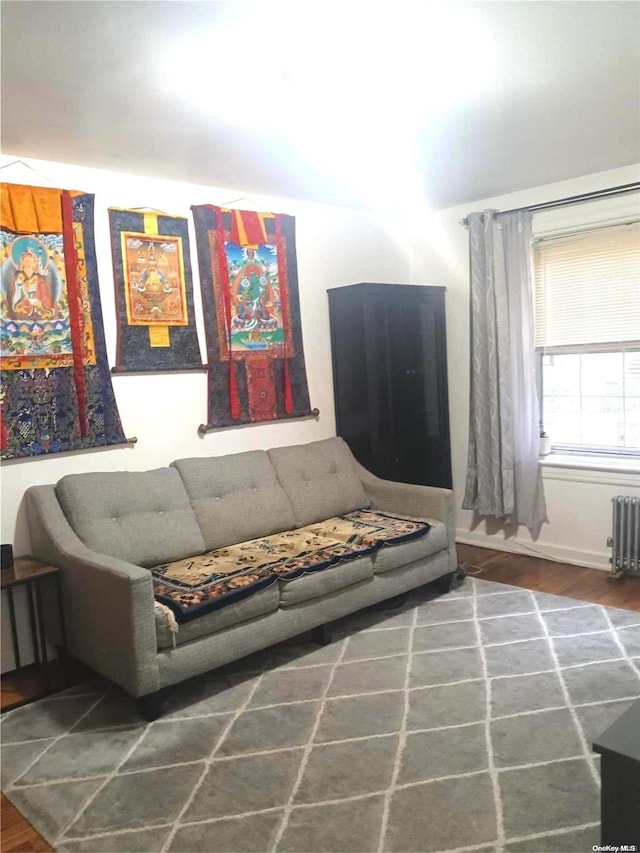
xmin=366 ymin=293 xmax=444 ymax=445
xmin=330 ymin=284 xmax=451 ymax=488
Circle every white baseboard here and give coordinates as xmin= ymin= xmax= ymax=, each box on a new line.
xmin=1 ymin=641 xmax=36 ymax=674
xmin=1 ymin=587 xmax=57 ymax=674
xmin=455 ymin=529 xmax=612 ymax=572
xmin=1 ymin=642 xmax=58 ymax=675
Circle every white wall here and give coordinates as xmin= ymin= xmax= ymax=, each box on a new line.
xmin=0 ymin=155 xmax=412 ymax=669
xmin=0 ymin=156 xmax=413 ymax=552
xmin=409 ymin=163 xmax=640 ymax=570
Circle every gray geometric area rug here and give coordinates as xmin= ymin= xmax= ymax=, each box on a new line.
xmin=2 ymin=577 xmax=640 ymax=853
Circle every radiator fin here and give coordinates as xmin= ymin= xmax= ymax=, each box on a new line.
xmin=610 ymin=496 xmax=640 ymax=576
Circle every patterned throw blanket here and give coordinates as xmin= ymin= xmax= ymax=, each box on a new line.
xmin=152 ymin=510 xmax=431 ymax=624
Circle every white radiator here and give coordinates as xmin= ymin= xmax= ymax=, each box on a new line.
xmin=608 ymin=496 xmax=640 ymax=577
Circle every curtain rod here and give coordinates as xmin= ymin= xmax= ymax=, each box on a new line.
xmin=460 ymin=181 xmax=640 ymax=226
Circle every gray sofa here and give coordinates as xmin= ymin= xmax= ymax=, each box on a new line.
xmin=25 ymin=437 xmax=457 ymax=719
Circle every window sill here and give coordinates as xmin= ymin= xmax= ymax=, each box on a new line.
xmin=540 ymin=453 xmax=640 ymax=487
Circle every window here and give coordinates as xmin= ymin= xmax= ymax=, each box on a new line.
xmin=533 ymin=221 xmax=640 ymax=456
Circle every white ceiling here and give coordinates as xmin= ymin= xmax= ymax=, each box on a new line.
xmin=2 ymin=0 xmax=639 ymax=210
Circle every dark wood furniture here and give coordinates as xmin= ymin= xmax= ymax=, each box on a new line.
xmin=1 ymin=556 xmax=66 ymax=709
xmin=592 ymin=697 xmax=640 ymax=846
xmin=328 ymin=283 xmax=452 ymax=488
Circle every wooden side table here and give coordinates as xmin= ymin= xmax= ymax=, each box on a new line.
xmin=1 ymin=556 xmax=66 ymax=704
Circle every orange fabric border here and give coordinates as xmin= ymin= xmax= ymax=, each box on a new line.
xmin=1 ymin=183 xmax=83 ymax=233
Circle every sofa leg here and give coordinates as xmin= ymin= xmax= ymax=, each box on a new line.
xmin=433 ymin=572 xmax=455 ymax=594
xmin=372 ymin=592 xmax=407 ymax=610
xmin=312 ymin=623 xmax=332 ymax=646
xmin=138 ymin=691 xmax=162 ymax=722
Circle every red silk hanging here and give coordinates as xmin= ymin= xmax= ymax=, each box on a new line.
xmin=211 ymin=206 xmax=241 ymax=420
xmin=275 ymin=214 xmax=294 ymax=414
xmin=61 ymin=190 xmax=88 ymax=437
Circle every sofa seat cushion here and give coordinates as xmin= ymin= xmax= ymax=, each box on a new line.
xmin=152 ymin=510 xmax=432 ymax=625
xmin=371 ymin=519 xmax=449 ymax=574
xmin=172 ymin=452 xmax=295 ymax=550
xmin=55 ymin=468 xmax=205 ymax=567
xmin=268 ymin=437 xmax=369 ymax=527
xmin=156 ymin=585 xmax=280 ymax=650
xmin=278 ymin=557 xmax=374 ymax=606
xmin=151 ymin=522 xmax=379 ymax=625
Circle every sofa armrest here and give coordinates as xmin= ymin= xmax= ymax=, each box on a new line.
xmin=25 ymin=486 xmax=159 ymax=697
xmin=353 ymin=462 xmax=456 ymax=548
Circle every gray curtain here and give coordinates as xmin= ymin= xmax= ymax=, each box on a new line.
xmin=462 ymin=209 xmax=546 ymax=532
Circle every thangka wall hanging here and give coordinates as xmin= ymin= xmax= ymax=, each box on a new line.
xmin=191 ymin=205 xmax=314 ymax=430
xmin=109 ymin=208 xmax=203 ymax=372
xmin=1 ymin=183 xmax=127 ymax=459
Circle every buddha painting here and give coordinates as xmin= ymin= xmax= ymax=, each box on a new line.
xmin=0 ymin=234 xmax=73 ymax=364
xmin=2 ymin=237 xmax=61 ymax=322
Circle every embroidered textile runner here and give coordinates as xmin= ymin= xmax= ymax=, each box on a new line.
xmin=152 ymin=510 xmax=432 ymax=624
xmin=109 ymin=208 xmax=203 ymax=371
xmin=191 ymin=205 xmax=312 ymax=428
xmin=1 ymin=184 xmax=126 ymax=458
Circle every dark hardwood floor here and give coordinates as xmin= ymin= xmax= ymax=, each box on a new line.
xmin=2 ymin=544 xmax=639 ymax=852
xmin=456 ymin=543 xmax=640 ymax=610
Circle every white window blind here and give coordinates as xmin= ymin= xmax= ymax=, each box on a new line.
xmin=534 ymin=222 xmax=640 ymax=352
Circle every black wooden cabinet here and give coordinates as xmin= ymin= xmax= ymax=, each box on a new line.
xmin=328 ymin=283 xmax=452 ymax=489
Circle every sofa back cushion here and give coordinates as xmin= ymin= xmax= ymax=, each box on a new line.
xmin=55 ymin=468 xmax=206 ymax=567
xmin=268 ymin=437 xmax=369 ymax=527
xmin=172 ymin=451 xmax=295 ymax=550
